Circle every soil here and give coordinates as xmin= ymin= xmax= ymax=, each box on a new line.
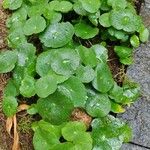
xmin=0 ymin=0 xmax=143 ymax=150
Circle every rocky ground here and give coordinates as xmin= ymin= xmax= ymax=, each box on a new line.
xmin=120 ymin=0 xmax=150 ymax=149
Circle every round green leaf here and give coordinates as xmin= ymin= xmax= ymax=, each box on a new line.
xmin=120 ymin=57 xmax=133 ymax=65
xmin=91 ymin=44 xmax=108 ymax=62
xmin=76 ymin=65 xmax=95 ymax=83
xmin=73 ymin=1 xmax=87 ymax=16
xmin=108 ymin=28 xmax=129 ymax=42
xmin=86 ymin=93 xmax=111 ymax=117
xmin=54 ymin=1 xmax=73 ymax=13
xmin=36 ymin=50 xmax=54 ymax=76
xmin=3 ymin=0 xmax=23 ymax=10
xmin=139 ymin=28 xmax=149 ymax=43
xmin=72 ymin=132 xmax=93 ymax=150
xmin=114 ymin=46 xmax=133 ymax=59
xmin=36 ymin=75 xmax=57 ymax=98
xmin=23 ymin=15 xmax=46 ymax=35
xmin=28 ymin=4 xmax=46 ymax=17
xmin=33 ymin=128 xmax=60 ymax=150
xmin=47 ymin=70 xmax=69 ymax=84
xmin=74 ymin=22 xmax=99 ymax=39
xmin=27 ymin=104 xmax=38 ymax=115
xmin=58 ymin=76 xmax=87 ymax=107
xmin=2 ymin=96 xmax=18 ymax=117
xmin=51 ymin=48 xmax=80 ymax=76
xmin=37 ymin=91 xmax=74 ymax=125
xmin=99 ymin=13 xmax=111 ymax=27
xmin=50 ymin=143 xmax=74 ymax=150
xmin=3 ymin=79 xmax=18 ymax=97
xmin=130 ymin=35 xmax=140 ymax=48
xmin=17 ymin=43 xmax=36 ymax=67
xmin=107 ymin=0 xmax=127 ymax=9
xmin=6 ymin=6 xmax=28 ymax=29
xmin=78 ymin=0 xmax=101 ymax=13
xmin=110 ymin=9 xmax=141 ymax=32
xmin=108 ymin=82 xmax=125 ymax=103
xmin=100 ymin=0 xmax=111 ymax=11
xmin=0 ymin=50 xmax=17 ymax=73
xmin=88 ymin=11 xmax=100 ymax=26
xmin=62 ymin=121 xmax=87 ymax=141
xmin=110 ymin=101 xmax=125 ymax=113
xmin=91 ymin=115 xmax=132 ymax=147
xmin=44 ymin=10 xmax=62 ymax=23
xmin=20 ymin=76 xmax=36 ymax=98
xmin=76 ymin=45 xmax=97 ymax=67
xmin=40 ymin=22 xmax=74 ymax=48
xmin=7 ymin=28 xmax=27 ymax=48
xmin=92 ymin=63 xmax=114 ymax=93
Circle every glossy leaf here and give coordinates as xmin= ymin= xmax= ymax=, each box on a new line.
xmin=50 ymin=143 xmax=74 ymax=150
xmin=111 ymin=101 xmax=125 ymax=113
xmin=73 ymin=1 xmax=87 ymax=16
xmin=110 ymin=9 xmax=142 ymax=32
xmin=86 ymin=93 xmax=111 ymax=117
xmin=54 ymin=1 xmax=73 ymax=13
xmin=92 ymin=62 xmax=114 ymax=93
xmin=40 ymin=22 xmax=74 ymax=48
xmin=3 ymin=79 xmax=18 ymax=97
xmin=78 ymin=0 xmax=101 ymax=13
xmin=91 ymin=44 xmax=108 ymax=62
xmin=37 ymin=91 xmax=74 ymax=125
xmin=23 ymin=16 xmax=46 ymax=35
xmin=20 ymin=76 xmax=36 ymax=98
xmin=6 ymin=6 xmax=28 ymax=29
xmin=107 ymin=0 xmax=127 ymax=9
xmin=122 ymin=81 xmax=140 ymax=103
xmin=36 ymin=50 xmax=55 ymax=76
xmin=109 ymin=82 xmax=125 ymax=103
xmin=0 ymin=50 xmax=17 ymax=73
xmin=62 ymin=121 xmax=87 ymax=141
xmin=2 ymin=96 xmax=18 ymax=117
xmin=35 ymin=75 xmax=57 ymax=98
xmin=51 ymin=48 xmax=80 ymax=76
xmin=3 ymin=0 xmax=23 ymax=10
xmin=58 ymin=76 xmax=87 ymax=107
xmin=130 ymin=35 xmax=140 ymax=48
xmin=88 ymin=11 xmax=100 ymax=26
xmin=33 ymin=127 xmax=60 ymax=150
xmin=91 ymin=115 xmax=132 ymax=149
xmin=76 ymin=45 xmax=97 ymax=67
xmin=76 ymin=65 xmax=95 ymax=83
xmin=17 ymin=43 xmax=36 ymax=67
xmin=74 ymin=22 xmax=99 ymax=39
xmin=114 ymin=46 xmax=133 ymax=58
xmin=27 ymin=104 xmax=38 ymax=115
xmin=99 ymin=13 xmax=111 ymax=27
xmin=108 ymin=27 xmax=129 ymax=42
xmin=7 ymin=28 xmax=27 ymax=48
xmin=139 ymin=28 xmax=149 ymax=43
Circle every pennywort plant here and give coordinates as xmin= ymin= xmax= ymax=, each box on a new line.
xmin=1 ymin=0 xmax=149 ymax=149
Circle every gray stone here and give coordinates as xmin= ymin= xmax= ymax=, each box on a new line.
xmin=119 ymin=97 xmax=150 ymax=147
xmin=127 ymin=42 xmax=150 ymax=99
xmin=121 ymin=144 xmax=149 ymax=150
xmin=118 ymin=2 xmax=150 ymax=149
xmin=120 ymin=40 xmax=150 ymax=148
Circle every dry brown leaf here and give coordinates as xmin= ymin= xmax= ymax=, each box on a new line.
xmin=18 ymin=104 xmax=29 ymax=112
xmin=12 ymin=115 xmax=20 ymax=150
xmin=6 ymin=117 xmax=13 ymax=135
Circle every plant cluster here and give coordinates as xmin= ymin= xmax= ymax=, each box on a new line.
xmin=0 ymin=0 xmax=149 ymax=149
